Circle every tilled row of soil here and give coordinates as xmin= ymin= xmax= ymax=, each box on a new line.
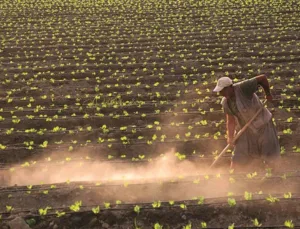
xmin=1 ymin=177 xmax=300 ymax=228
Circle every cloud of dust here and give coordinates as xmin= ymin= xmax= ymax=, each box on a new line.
xmin=3 ymin=146 xmax=295 ymax=204
xmin=4 ymin=147 xmax=237 ymax=202
xmin=7 ymin=148 xmax=205 ymax=185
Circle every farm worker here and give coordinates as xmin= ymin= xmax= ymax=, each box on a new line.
xmin=213 ymin=74 xmax=280 ymax=171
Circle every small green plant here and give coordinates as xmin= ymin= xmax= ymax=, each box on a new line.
xmin=104 ymin=202 xmax=110 ymax=209
xmin=283 ymin=128 xmax=292 ymax=135
xmin=175 ymin=152 xmax=186 ymax=160
xmin=266 ymin=194 xmax=279 ymax=203
xmin=284 ymin=192 xmax=292 ymax=199
xmin=116 ymin=200 xmax=122 ymax=205
xmin=39 ymin=141 xmax=48 ymax=148
xmin=280 ymin=146 xmax=286 ymax=155
xmin=39 ymin=207 xmax=51 ymax=216
xmin=6 ymin=206 xmax=14 ymax=212
xmin=152 ymin=201 xmax=161 ymax=208
xmin=252 ymin=218 xmax=262 ymax=227
xmin=228 ymin=223 xmax=235 ymax=229
xmin=69 ymin=201 xmax=82 ymax=212
xmin=180 ymin=204 xmax=187 ymax=209
xmin=92 ymin=206 xmax=100 ymax=214
xmin=246 ymin=172 xmax=257 ymax=179
xmin=292 ymin=146 xmax=300 ymax=152
xmin=154 ymin=223 xmax=163 ymax=229
xmin=201 ymin=221 xmax=207 ymax=228
xmin=198 ymin=196 xmax=205 ymax=205
xmin=55 ymin=210 xmax=66 ymax=218
xmin=134 ymin=205 xmax=140 ymax=214
xmin=183 ymin=222 xmax=192 ymax=229
xmin=265 ymin=168 xmax=272 ymax=177
xmin=244 ymin=191 xmax=252 ymax=200
xmin=227 ymin=198 xmax=236 ymax=207
xmin=284 ymin=220 xmax=294 ymax=228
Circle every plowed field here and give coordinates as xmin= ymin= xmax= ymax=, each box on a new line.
xmin=0 ymin=0 xmax=300 ymax=228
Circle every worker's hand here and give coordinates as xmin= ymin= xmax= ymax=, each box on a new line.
xmin=227 ymin=137 xmax=235 ymax=147
xmin=265 ymin=93 xmax=276 ymax=111
xmin=265 ymin=94 xmax=273 ymax=102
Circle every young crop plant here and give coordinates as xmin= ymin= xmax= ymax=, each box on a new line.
xmin=39 ymin=207 xmax=51 ymax=216
xmin=6 ymin=205 xmax=14 ymax=213
xmin=104 ymin=202 xmax=110 ymax=209
xmin=229 ymin=177 xmax=235 ymax=184
xmin=116 ymin=200 xmax=122 ymax=205
xmin=0 ymin=144 xmax=6 ymax=150
xmin=50 ymin=185 xmax=56 ymax=189
xmin=265 ymin=168 xmax=272 ymax=178
xmin=244 ymin=191 xmax=253 ymax=200
xmin=70 ymin=201 xmax=82 ymax=212
xmin=227 ymin=198 xmax=236 ymax=207
xmin=134 ymin=205 xmax=140 ymax=214
xmin=266 ymin=195 xmax=279 ymax=203
xmin=280 ymin=146 xmax=285 ymax=155
xmin=152 ymin=201 xmax=161 ymax=208
xmin=181 ymin=221 xmax=192 ymax=229
xmin=228 ymin=223 xmax=235 ymax=229
xmin=281 ymin=173 xmax=288 ymax=180
xmin=284 ymin=192 xmax=292 ymax=199
xmin=169 ymin=200 xmax=174 ymax=206
xmin=201 ymin=222 xmax=207 ymax=228
xmin=175 ymin=152 xmax=186 ymax=160
xmin=154 ymin=223 xmax=163 ymax=229
xmin=92 ymin=206 xmax=100 ymax=214
xmin=252 ymin=218 xmax=262 ymax=227
xmin=283 ymin=128 xmax=293 ymax=135
xmin=292 ymin=146 xmax=300 ymax=153
xmin=193 ymin=178 xmax=200 ymax=184
xmin=284 ymin=220 xmax=294 ymax=228
xmin=56 ymin=211 xmax=66 ymax=218
xmin=39 ymin=141 xmax=48 ymax=148
xmin=180 ymin=204 xmax=187 ymax=209
xmin=24 ymin=141 xmax=34 ymax=150
xmin=12 ymin=116 xmax=21 ymax=124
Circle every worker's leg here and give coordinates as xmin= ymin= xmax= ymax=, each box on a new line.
xmin=231 ymin=128 xmax=258 ymax=172
xmin=258 ymin=119 xmax=281 ymax=171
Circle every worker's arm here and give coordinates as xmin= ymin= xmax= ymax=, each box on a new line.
xmin=226 ymin=114 xmax=236 ymax=146
xmin=255 ymin=74 xmax=272 ymax=99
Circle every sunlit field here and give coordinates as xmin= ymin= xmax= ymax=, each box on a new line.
xmin=0 ymin=0 xmax=300 ymax=228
